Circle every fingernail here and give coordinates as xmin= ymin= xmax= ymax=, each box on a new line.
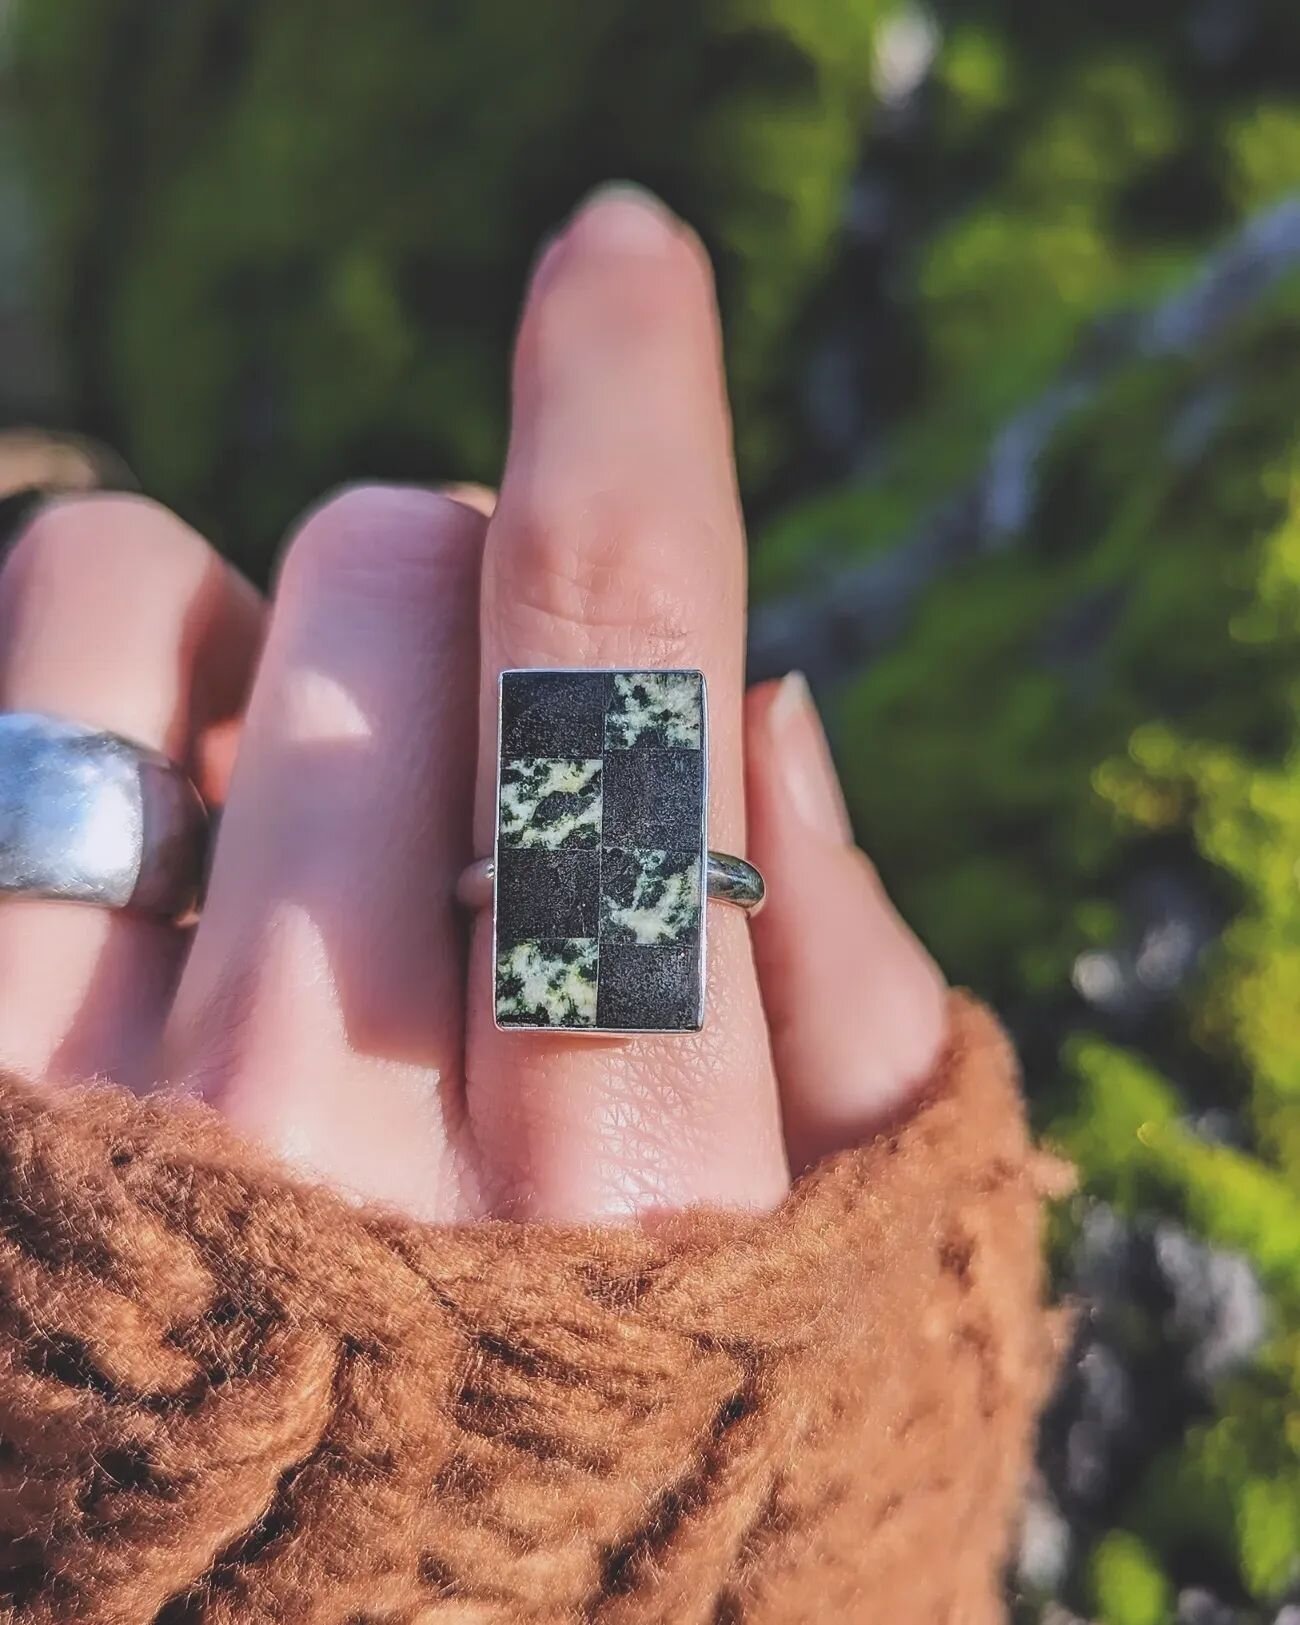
xmin=564 ymin=181 xmax=680 ymax=255
xmin=439 ymin=482 xmax=497 ymax=519
xmin=768 ymin=672 xmax=854 ymax=846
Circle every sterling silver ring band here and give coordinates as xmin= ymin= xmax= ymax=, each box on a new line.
xmin=0 ymin=712 xmax=209 ymax=920
xmin=456 ymin=851 xmax=766 ymax=915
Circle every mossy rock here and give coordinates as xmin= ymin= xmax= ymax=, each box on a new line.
xmin=781 ymin=272 xmax=1300 ymax=1611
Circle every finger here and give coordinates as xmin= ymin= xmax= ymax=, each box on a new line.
xmin=0 ymin=495 xmax=262 ymax=1086
xmin=745 ymin=674 xmax=948 ymax=1171
xmin=164 ymin=486 xmax=486 ymax=1221
xmin=442 ymin=483 xmax=497 ymax=520
xmin=468 ymin=186 xmax=788 ymax=1220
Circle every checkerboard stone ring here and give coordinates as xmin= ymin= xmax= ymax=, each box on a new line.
xmin=0 ymin=711 xmax=209 ymax=920
xmin=457 ymin=668 xmax=765 ymax=1034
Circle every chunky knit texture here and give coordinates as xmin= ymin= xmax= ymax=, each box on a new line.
xmin=0 ymin=993 xmax=1058 ymax=1623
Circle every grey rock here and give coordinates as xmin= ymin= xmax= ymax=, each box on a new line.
xmin=981 ymin=384 xmax=1090 ymax=548
xmin=1016 ymin=1477 xmax=1072 ymax=1595
xmin=1070 ymin=866 xmax=1215 ymax=1018
xmin=1153 ymin=1221 xmax=1270 ymax=1387
xmin=1043 ymin=1202 xmax=1267 ymax=1538
xmin=1142 ymin=199 xmax=1300 ymax=361
xmin=1061 ymin=1339 xmax=1136 ymax=1507
xmin=1072 ymin=1203 xmax=1134 ymax=1303
xmin=1039 ymin=1606 xmax=1095 ymax=1625
xmin=1193 ymin=1108 xmax=1249 ymax=1149
xmin=1072 ymin=1202 xmax=1267 ymax=1384
xmin=1189 ymin=0 xmax=1256 ymax=64
xmin=1178 ymin=1588 xmax=1240 ymax=1625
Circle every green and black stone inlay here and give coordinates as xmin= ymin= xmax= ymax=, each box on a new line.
xmin=494 ymin=669 xmax=706 ymax=1031
xmin=500 ymin=757 xmax=602 ymax=849
xmin=496 ymin=938 xmax=598 ymax=1028
xmin=496 ymin=848 xmax=599 ymax=942
xmin=600 ymin=848 xmax=701 ymax=945
xmin=602 ymin=749 xmax=703 ymax=850
xmin=606 ymin=671 xmax=703 ymax=750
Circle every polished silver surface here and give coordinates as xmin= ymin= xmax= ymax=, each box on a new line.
xmin=703 ymin=850 xmax=766 ymax=914
xmin=457 ymin=850 xmax=765 ymax=915
xmin=0 ymin=712 xmax=208 ymax=919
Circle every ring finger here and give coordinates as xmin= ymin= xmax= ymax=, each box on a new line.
xmin=0 ymin=495 xmax=262 ymax=1087
xmin=467 ymin=186 xmax=789 ymax=1219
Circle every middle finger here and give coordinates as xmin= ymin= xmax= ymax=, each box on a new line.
xmin=164 ymin=486 xmax=486 ymax=1220
xmin=468 ymin=188 xmax=789 ymax=1219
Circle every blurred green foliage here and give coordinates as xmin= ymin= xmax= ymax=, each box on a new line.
xmin=754 ymin=0 xmax=1300 ymax=598
xmin=827 ymin=278 xmax=1300 ymax=1611
xmin=11 ymin=0 xmax=887 ymax=569
xmin=835 ymin=282 xmax=1300 ymax=1007
xmin=1089 ymin=1531 xmax=1174 ymax=1625
xmin=747 ymin=4 xmax=1300 ymax=1616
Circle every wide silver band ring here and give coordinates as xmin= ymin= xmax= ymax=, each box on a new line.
xmin=457 ymin=851 xmax=766 ymax=915
xmin=0 ymin=712 xmax=209 ymax=920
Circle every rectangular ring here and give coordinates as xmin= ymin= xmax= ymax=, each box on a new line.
xmin=493 ymin=668 xmax=708 ymax=1033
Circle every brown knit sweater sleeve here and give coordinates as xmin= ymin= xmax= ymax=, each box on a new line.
xmin=0 ymin=992 xmax=1059 ymax=1624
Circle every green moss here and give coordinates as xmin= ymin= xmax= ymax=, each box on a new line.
xmin=1226 ymin=103 xmax=1300 ymax=213
xmin=1088 ymin=1531 xmax=1173 ymax=1625
xmin=919 ymin=56 xmax=1181 ymax=397
xmin=1050 ymin=1037 xmax=1179 ymax=1214
xmin=1132 ymin=1340 xmax=1300 ymax=1602
xmin=934 ymin=23 xmax=1014 ymax=132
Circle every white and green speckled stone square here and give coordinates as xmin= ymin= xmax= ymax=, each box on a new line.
xmin=494 ymin=669 xmax=707 ymax=1032
xmin=499 ymin=757 xmax=602 ymax=849
xmin=605 ymin=671 xmax=703 ymax=750
xmin=599 ymin=848 xmax=701 ymax=946
xmin=495 ymin=938 xmax=598 ymax=1028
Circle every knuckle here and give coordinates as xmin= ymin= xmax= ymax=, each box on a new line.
xmin=279 ymin=483 xmax=407 ymax=583
xmin=277 ymin=483 xmax=480 ymax=605
xmin=6 ymin=493 xmax=214 ymax=601
xmin=491 ymin=491 xmax=704 ymax=663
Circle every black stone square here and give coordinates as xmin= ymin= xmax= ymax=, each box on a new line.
xmin=495 ymin=848 xmax=599 ymax=945
xmin=596 ymin=944 xmax=703 ymax=1032
xmin=602 ymin=749 xmax=704 ymax=850
xmin=500 ymin=670 xmax=608 ymax=758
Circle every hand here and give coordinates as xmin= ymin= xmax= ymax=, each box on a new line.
xmin=0 ymin=186 xmax=945 ymax=1221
